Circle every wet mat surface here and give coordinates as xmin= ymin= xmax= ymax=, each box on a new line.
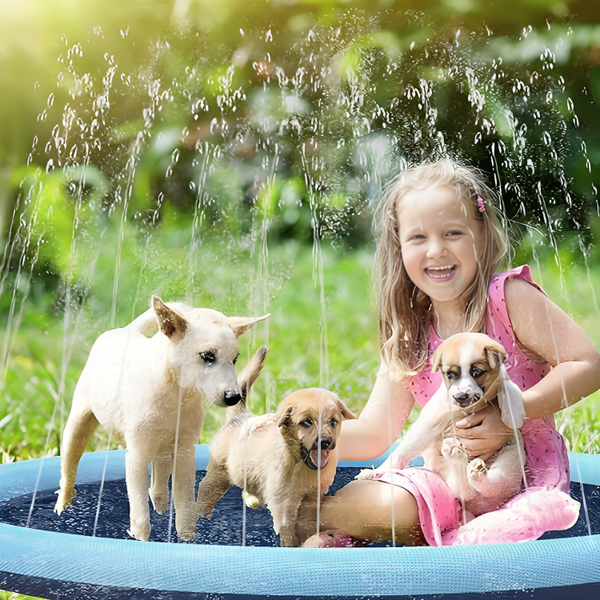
xmin=0 ymin=468 xmax=597 ymax=545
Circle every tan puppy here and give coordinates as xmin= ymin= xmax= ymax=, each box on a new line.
xmin=360 ymin=333 xmax=526 ymax=517
xmin=197 ymin=387 xmax=356 ymax=546
xmin=55 ymin=296 xmax=268 ymax=542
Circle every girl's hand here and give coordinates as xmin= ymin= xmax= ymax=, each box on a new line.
xmin=453 ymin=403 xmax=514 ymax=461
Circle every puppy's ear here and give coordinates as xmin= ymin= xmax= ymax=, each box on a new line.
xmin=152 ymin=296 xmax=188 ymax=342
xmin=227 ymin=314 xmax=270 ymax=338
xmin=431 ymin=344 xmax=444 ymax=373
xmin=484 ymin=344 xmax=507 ymax=370
xmin=336 ymin=398 xmax=357 ymax=420
xmin=275 ymin=399 xmax=295 ymax=428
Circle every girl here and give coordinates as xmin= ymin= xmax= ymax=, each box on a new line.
xmin=300 ymin=159 xmax=600 ymax=547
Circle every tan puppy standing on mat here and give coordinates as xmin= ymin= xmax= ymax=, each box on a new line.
xmin=197 ymin=385 xmax=356 ymax=547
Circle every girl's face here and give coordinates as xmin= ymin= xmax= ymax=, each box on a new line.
xmin=397 ymin=185 xmax=483 ymax=308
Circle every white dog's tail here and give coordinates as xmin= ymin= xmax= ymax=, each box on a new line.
xmin=226 ymin=345 xmax=268 ymax=422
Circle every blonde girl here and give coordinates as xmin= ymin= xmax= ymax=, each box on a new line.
xmin=300 ymin=159 xmax=600 ymax=547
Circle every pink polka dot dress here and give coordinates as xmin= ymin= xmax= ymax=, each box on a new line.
xmin=373 ymin=266 xmax=580 ymax=545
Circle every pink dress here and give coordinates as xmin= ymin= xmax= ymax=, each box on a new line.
xmin=373 ymin=266 xmax=580 ymax=546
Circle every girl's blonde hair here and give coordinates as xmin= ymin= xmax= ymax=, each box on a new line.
xmin=374 ymin=158 xmax=509 ymax=381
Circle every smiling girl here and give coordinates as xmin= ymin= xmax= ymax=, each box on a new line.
xmin=300 ymin=159 xmax=600 ymax=547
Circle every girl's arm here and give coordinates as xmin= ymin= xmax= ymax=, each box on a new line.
xmin=337 ymin=363 xmax=415 ymax=462
xmin=505 ymin=277 xmax=600 ymax=419
xmin=455 ymin=275 xmax=600 ymax=461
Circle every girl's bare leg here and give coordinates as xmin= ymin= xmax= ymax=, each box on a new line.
xmin=297 ymin=479 xmax=424 ymax=546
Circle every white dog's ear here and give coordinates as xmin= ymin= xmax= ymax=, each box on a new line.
xmin=152 ymin=296 xmax=188 ymax=342
xmin=227 ymin=314 xmax=270 ymax=338
xmin=498 ymin=365 xmax=526 ymax=430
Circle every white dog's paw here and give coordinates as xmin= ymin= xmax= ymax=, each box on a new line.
xmin=127 ymin=517 xmax=150 ymax=542
xmin=468 ymin=458 xmax=488 ymax=482
xmin=127 ymin=520 xmax=151 ymax=542
xmin=54 ymin=488 xmax=76 ymax=514
xmin=355 ymin=468 xmax=375 ymax=481
xmin=150 ymin=491 xmax=170 ymax=514
xmin=441 ymin=437 xmax=466 ymax=462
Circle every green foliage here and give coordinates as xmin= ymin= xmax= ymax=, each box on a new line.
xmin=3 ymin=0 xmax=600 ymax=277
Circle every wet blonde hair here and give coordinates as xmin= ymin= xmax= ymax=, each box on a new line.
xmin=374 ymin=159 xmax=509 ymax=380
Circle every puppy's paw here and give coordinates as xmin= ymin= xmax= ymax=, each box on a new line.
xmin=54 ymin=488 xmax=76 ymax=514
xmin=196 ymin=499 xmax=217 ymax=519
xmin=242 ymin=489 xmax=264 ymax=509
xmin=197 ymin=507 xmax=214 ymax=519
xmin=355 ymin=468 xmax=375 ymax=481
xmin=441 ymin=437 xmax=466 ymax=462
xmin=468 ymin=458 xmax=488 ymax=482
xmin=279 ymin=533 xmax=300 ymax=547
xmin=176 ymin=521 xmax=197 ymax=542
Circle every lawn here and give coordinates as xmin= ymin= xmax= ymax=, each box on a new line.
xmin=1 ymin=238 xmax=599 ymax=460
xmin=0 ymin=240 xmax=598 ymax=600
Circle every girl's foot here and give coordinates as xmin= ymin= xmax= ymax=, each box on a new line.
xmin=301 ymin=529 xmax=364 ymax=548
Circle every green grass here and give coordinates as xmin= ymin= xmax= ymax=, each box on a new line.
xmin=1 ymin=242 xmax=599 ymax=600
xmin=527 ymin=257 xmax=600 ymax=455
xmin=2 ymin=240 xmax=598 ymax=460
xmin=0 ymin=239 xmax=381 ymax=461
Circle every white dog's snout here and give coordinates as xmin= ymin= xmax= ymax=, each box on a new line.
xmin=223 ymin=389 xmax=242 ymax=406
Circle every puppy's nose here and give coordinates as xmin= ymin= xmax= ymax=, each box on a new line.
xmin=318 ymin=437 xmax=333 ymax=450
xmin=453 ymin=393 xmax=470 ymax=402
xmin=223 ymin=390 xmax=241 ymax=406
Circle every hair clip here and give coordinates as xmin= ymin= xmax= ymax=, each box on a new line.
xmin=477 ymin=197 xmax=485 ymax=212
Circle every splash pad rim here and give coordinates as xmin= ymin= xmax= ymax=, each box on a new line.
xmin=0 ymin=445 xmax=599 ymax=600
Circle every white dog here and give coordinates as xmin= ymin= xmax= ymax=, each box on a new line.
xmin=359 ymin=333 xmax=526 ymax=517
xmin=54 ymin=296 xmax=268 ymax=541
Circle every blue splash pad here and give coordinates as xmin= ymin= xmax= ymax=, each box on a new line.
xmin=0 ymin=446 xmax=599 ymax=599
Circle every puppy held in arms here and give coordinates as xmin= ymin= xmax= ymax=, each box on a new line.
xmin=54 ymin=295 xmax=268 ymax=542
xmin=360 ymin=333 xmax=526 ymax=517
xmin=197 ymin=380 xmax=356 ymax=547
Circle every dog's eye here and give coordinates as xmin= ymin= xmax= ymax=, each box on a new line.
xmin=299 ymin=419 xmax=313 ymax=428
xmin=199 ymin=351 xmax=216 ymax=364
xmin=233 ymin=354 xmax=239 ymax=366
xmin=445 ymin=370 xmax=459 ymax=380
xmin=471 ymin=368 xmax=485 ymax=378
xmin=329 ymin=419 xmax=338 ymax=428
